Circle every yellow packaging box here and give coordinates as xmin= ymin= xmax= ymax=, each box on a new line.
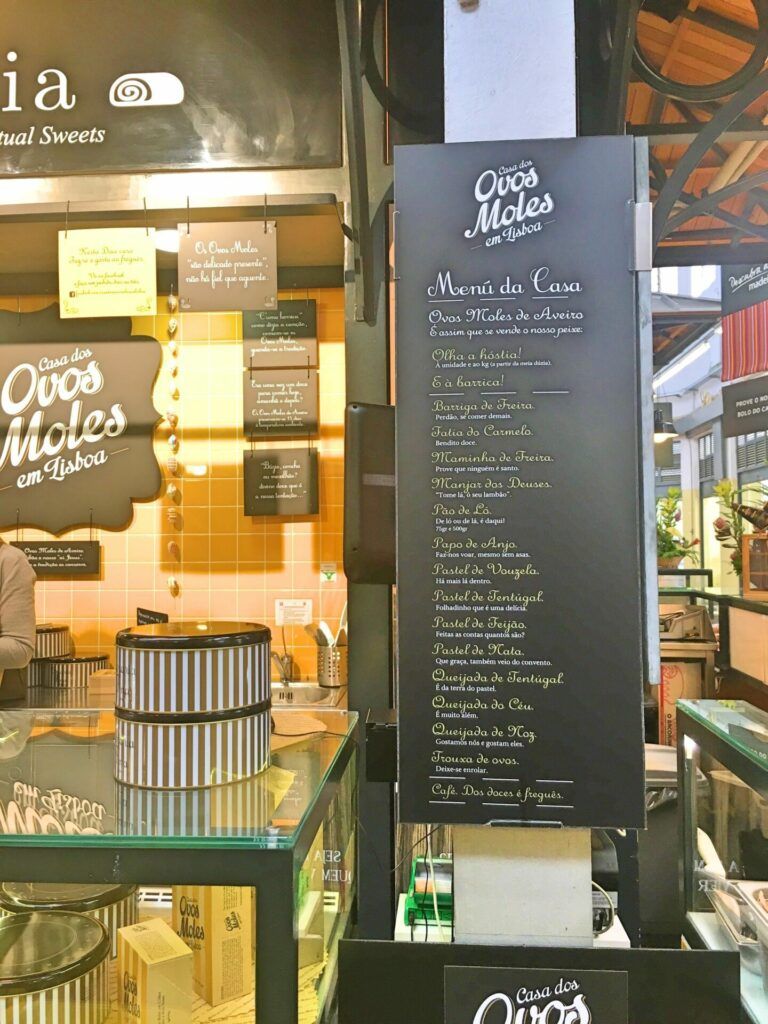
xmin=117 ymin=917 xmax=192 ymax=1024
xmin=172 ymin=886 xmax=253 ymax=1007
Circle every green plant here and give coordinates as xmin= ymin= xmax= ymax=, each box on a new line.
xmin=656 ymin=487 xmax=700 ymax=565
xmin=713 ymin=478 xmax=768 ymax=578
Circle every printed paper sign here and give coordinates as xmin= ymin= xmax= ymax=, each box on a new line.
xmin=0 ymin=305 xmax=161 ymax=533
xmin=275 ymin=599 xmax=313 ymax=626
xmin=58 ymin=228 xmax=157 ymax=318
xmin=178 ymin=221 xmax=277 ymax=312
xmin=444 ymin=967 xmax=628 ymax=1024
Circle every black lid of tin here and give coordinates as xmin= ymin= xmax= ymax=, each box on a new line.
xmin=36 ymin=624 xmax=69 ymax=634
xmin=0 ymin=912 xmax=109 ymax=994
xmin=117 ymin=621 xmax=270 ymax=650
xmin=50 ymin=656 xmax=109 ymax=666
xmin=0 ymin=882 xmax=137 ymax=914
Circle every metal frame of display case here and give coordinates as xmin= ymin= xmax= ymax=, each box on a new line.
xmin=0 ymin=714 xmax=358 ymax=1024
xmin=677 ymin=702 xmax=768 ymax=1023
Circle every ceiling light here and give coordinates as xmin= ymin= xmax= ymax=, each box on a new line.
xmin=155 ymin=229 xmax=180 ymax=253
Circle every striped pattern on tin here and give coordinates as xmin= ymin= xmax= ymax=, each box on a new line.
xmin=34 ymin=626 xmax=71 ymax=659
xmin=114 ymin=711 xmax=270 ymax=790
xmin=0 ymin=893 xmax=137 ymax=960
xmin=116 ymin=779 xmax=273 ymax=837
xmin=116 ymin=640 xmax=270 ymax=715
xmin=47 ymin=657 xmax=109 ymax=690
xmin=0 ymin=951 xmax=109 ymax=1024
xmin=28 ymin=657 xmax=67 ymax=687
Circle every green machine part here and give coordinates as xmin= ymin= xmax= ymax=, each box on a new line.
xmin=404 ymin=856 xmax=453 ymax=925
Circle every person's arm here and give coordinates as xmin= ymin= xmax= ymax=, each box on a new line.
xmin=0 ymin=554 xmax=36 ymax=670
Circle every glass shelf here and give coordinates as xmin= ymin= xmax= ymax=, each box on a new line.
xmin=688 ymin=912 xmax=767 ymax=1024
xmin=0 ymin=706 xmax=357 ymax=849
xmin=679 ymin=699 xmax=768 ymax=772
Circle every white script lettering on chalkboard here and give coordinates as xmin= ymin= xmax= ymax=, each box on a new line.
xmin=465 ymin=162 xmax=555 ymax=246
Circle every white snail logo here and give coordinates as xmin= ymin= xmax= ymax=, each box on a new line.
xmin=109 ymin=72 xmax=184 ymax=108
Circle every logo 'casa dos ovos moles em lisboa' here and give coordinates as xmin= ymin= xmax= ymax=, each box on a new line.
xmin=465 ymin=161 xmax=555 ymax=248
xmin=0 ymin=50 xmax=184 ymax=112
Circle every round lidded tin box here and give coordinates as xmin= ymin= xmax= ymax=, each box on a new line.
xmin=34 ymin=624 xmax=71 ymax=660
xmin=116 ymin=621 xmax=270 ymax=715
xmin=114 ymin=621 xmax=271 ymax=790
xmin=46 ymin=656 xmax=109 ymax=689
xmin=0 ymin=911 xmax=110 ymax=1024
xmin=0 ymin=883 xmax=138 ymax=959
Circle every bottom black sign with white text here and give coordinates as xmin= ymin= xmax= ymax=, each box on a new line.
xmin=244 ymin=449 xmax=318 ymax=516
xmin=444 ymin=966 xmax=628 ymax=1024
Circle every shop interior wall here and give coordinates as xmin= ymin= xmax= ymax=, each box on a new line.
xmin=0 ymin=289 xmax=346 ymax=680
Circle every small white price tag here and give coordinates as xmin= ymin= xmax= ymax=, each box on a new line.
xmin=275 ymin=598 xmax=313 ymax=626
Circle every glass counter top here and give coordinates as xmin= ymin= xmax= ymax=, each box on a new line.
xmin=679 ymin=699 xmax=768 ymax=770
xmin=0 ymin=706 xmax=356 ymax=849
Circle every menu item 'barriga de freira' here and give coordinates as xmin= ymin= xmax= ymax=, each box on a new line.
xmin=395 ymin=139 xmax=647 ymax=828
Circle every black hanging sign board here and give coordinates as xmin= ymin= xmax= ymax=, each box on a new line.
xmin=243 ymin=449 xmax=318 ymax=516
xmin=137 ymin=608 xmax=170 ymax=625
xmin=0 ymin=305 xmax=161 ymax=534
xmin=178 ymin=221 xmax=277 ymax=313
xmin=444 ymin=966 xmax=628 ymax=1024
xmin=0 ymin=0 xmax=341 ymax=177
xmin=722 ymin=373 xmax=768 ymax=437
xmin=244 ymin=369 xmax=319 ymax=437
xmin=243 ymin=300 xmax=318 ymax=368
xmin=395 ymin=139 xmax=646 ymax=828
xmin=722 ymin=263 xmax=768 ymax=315
xmin=12 ymin=541 xmax=100 ymax=576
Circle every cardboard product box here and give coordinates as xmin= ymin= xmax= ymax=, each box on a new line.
xmin=658 ymin=661 xmax=702 ymax=746
xmin=117 ymin=917 xmax=192 ymax=1024
xmin=172 ymin=886 xmax=253 ymax=1007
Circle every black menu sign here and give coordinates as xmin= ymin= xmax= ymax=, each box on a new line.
xmin=244 ymin=449 xmax=318 ymax=516
xmin=722 ymin=373 xmax=768 ymax=436
xmin=244 ymin=369 xmax=319 ymax=437
xmin=395 ymin=139 xmax=646 ymax=827
xmin=137 ymin=608 xmax=170 ymax=625
xmin=12 ymin=541 xmax=100 ymax=576
xmin=244 ymin=301 xmax=318 ymax=368
xmin=722 ymin=262 xmax=768 ymax=315
xmin=0 ymin=305 xmax=161 ymax=533
xmin=178 ymin=222 xmax=277 ymax=312
xmin=444 ymin=967 xmax=628 ymax=1024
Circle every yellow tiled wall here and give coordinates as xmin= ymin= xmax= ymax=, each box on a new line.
xmin=1 ymin=289 xmax=346 ymax=681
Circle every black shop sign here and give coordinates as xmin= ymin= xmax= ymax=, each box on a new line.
xmin=0 ymin=305 xmax=161 ymax=533
xmin=722 ymin=373 xmax=768 ymax=437
xmin=722 ymin=262 xmax=768 ymax=315
xmin=0 ymin=1 xmax=341 ymax=176
xmin=395 ymin=139 xmax=647 ymax=827
xmin=243 ymin=300 xmax=318 ymax=369
xmin=12 ymin=541 xmax=100 ymax=575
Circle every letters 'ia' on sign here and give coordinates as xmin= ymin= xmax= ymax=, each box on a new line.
xmin=0 ymin=305 xmax=162 ymax=533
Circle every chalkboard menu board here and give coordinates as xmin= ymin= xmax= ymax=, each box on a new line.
xmin=244 ymin=369 xmax=319 ymax=437
xmin=395 ymin=139 xmax=646 ymax=827
xmin=722 ymin=262 xmax=768 ymax=315
xmin=12 ymin=541 xmax=100 ymax=576
xmin=244 ymin=301 xmax=318 ymax=368
xmin=244 ymin=449 xmax=318 ymax=516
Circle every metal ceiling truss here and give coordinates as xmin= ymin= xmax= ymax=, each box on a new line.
xmin=619 ymin=0 xmax=768 ymax=264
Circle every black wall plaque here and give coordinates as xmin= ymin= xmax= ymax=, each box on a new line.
xmin=722 ymin=373 xmax=768 ymax=437
xmin=395 ymin=139 xmax=646 ymax=827
xmin=722 ymin=262 xmax=768 ymax=315
xmin=136 ymin=608 xmax=170 ymax=625
xmin=244 ymin=369 xmax=319 ymax=438
xmin=445 ymin=966 xmax=628 ymax=1024
xmin=338 ymin=941 xmax=740 ymax=1024
xmin=12 ymin=541 xmax=100 ymax=576
xmin=244 ymin=449 xmax=318 ymax=516
xmin=178 ymin=221 xmax=277 ymax=313
xmin=0 ymin=305 xmax=161 ymax=533
xmin=243 ymin=300 xmax=318 ymax=369
xmin=0 ymin=1 xmax=341 ymax=177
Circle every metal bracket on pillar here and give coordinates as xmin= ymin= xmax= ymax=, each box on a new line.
xmin=629 ymin=200 xmax=653 ymax=272
xmin=336 ymin=0 xmax=375 ymax=325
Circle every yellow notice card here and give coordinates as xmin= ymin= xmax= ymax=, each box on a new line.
xmin=58 ymin=227 xmax=157 ymax=318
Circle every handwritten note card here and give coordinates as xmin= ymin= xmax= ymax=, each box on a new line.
xmin=58 ymin=228 xmax=157 ymax=319
xmin=178 ymin=221 xmax=277 ymax=312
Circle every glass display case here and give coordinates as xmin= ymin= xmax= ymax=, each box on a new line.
xmin=0 ymin=706 xmax=357 ymax=1024
xmin=678 ymin=699 xmax=768 ymax=1024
